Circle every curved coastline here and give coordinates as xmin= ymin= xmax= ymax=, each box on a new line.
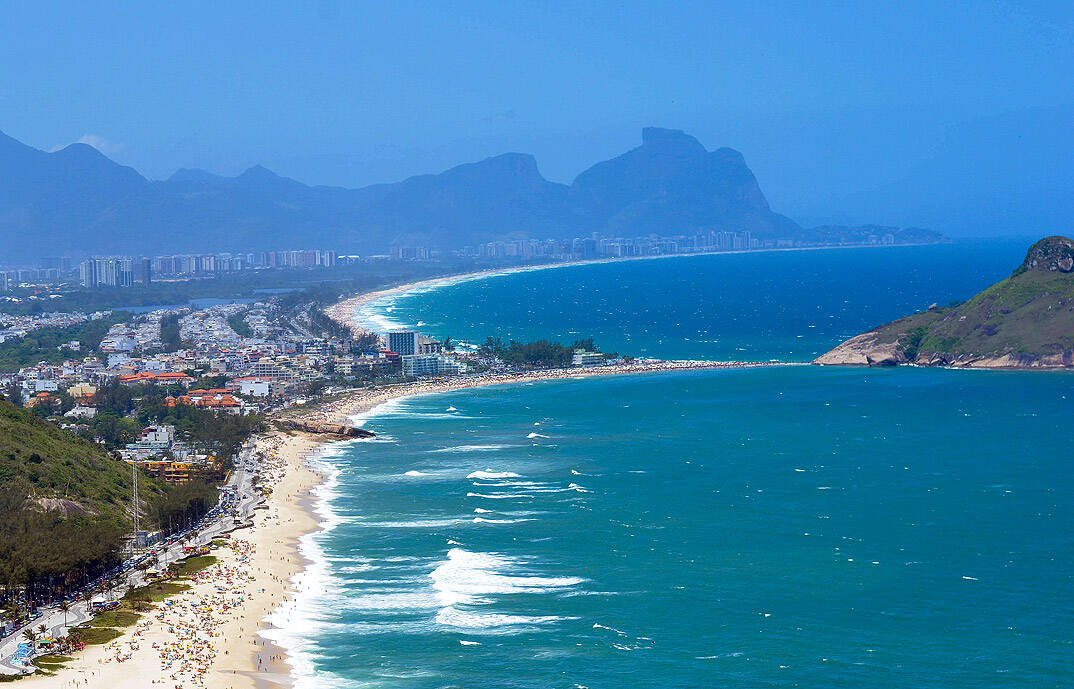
xmin=261 ymin=361 xmax=803 ymax=686
xmin=324 ymin=242 xmax=933 ymax=336
xmin=266 ymin=241 xmax=934 ymax=685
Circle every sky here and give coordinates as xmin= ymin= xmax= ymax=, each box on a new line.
xmin=2 ymin=0 xmax=1073 ymax=233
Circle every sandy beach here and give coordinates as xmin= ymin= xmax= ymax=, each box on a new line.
xmin=24 ymin=253 xmax=808 ymax=688
xmin=22 ymin=430 xmax=323 ymax=689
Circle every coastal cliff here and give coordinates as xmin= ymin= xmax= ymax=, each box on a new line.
xmin=276 ymin=419 xmax=376 ymax=439
xmin=815 ymin=236 xmax=1074 ymax=369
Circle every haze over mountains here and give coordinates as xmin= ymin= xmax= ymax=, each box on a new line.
xmin=0 ymin=126 xmax=929 ymax=262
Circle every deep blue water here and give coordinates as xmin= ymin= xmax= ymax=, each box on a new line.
xmin=272 ymin=240 xmax=1073 ymax=688
xmin=361 ymin=240 xmax=1031 ymax=361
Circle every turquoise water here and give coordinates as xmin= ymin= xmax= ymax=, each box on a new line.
xmin=275 ymin=241 xmax=1073 ymax=688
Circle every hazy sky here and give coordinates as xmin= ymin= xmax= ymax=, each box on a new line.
xmin=3 ymin=1 xmax=1073 ymax=231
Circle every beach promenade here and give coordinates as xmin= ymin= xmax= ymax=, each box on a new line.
xmin=20 ymin=431 xmax=321 ymax=689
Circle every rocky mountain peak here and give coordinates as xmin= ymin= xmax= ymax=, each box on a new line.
xmin=1021 ymin=235 xmax=1074 ymax=273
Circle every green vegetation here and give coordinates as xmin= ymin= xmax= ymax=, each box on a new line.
xmin=0 ymin=400 xmax=165 ymax=517
xmin=151 ymin=483 xmax=218 ymax=536
xmin=32 ymin=654 xmax=73 ymax=673
xmin=227 ymin=311 xmax=252 ymax=337
xmin=0 ymin=400 xmax=160 ymax=610
xmin=0 ymin=312 xmax=130 ymax=371
xmin=87 ymin=609 xmax=140 ymax=628
xmin=837 ymin=236 xmax=1074 ymax=366
xmin=133 ymin=580 xmax=190 ymax=601
xmin=137 ymin=396 xmax=264 ymax=460
xmin=159 ymin=313 xmax=182 ymax=352
xmin=478 ymin=337 xmax=605 ymax=367
xmin=68 ymin=626 xmax=123 ymax=645
xmin=171 ymin=554 xmax=217 ymax=577
xmin=0 ymin=399 xmax=222 ymax=617
xmin=898 ymin=326 xmax=928 ymax=361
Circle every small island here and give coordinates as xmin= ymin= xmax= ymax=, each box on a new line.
xmin=815 ymin=236 xmax=1074 ymax=369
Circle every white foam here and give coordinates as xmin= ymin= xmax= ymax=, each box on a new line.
xmin=466 ymin=470 xmax=522 ymax=479
xmin=430 ymin=549 xmax=583 ymax=602
xmin=527 ymin=432 xmax=549 ymax=439
xmin=466 ymin=492 xmax=535 ymax=499
xmin=473 ymin=517 xmax=533 ymax=524
xmin=260 ymin=447 xmax=345 ymax=688
xmin=428 ymin=548 xmax=582 ymax=630
xmin=404 ymin=470 xmax=429 ymax=477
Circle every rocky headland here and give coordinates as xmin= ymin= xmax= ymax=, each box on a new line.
xmin=815 ymin=236 xmax=1074 ymax=369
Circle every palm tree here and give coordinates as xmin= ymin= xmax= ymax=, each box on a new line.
xmin=58 ymin=600 xmax=70 ymax=628
xmin=22 ymin=628 xmax=36 ymax=647
xmin=67 ymin=628 xmax=83 ymax=660
xmin=6 ymin=602 xmax=25 ymax=630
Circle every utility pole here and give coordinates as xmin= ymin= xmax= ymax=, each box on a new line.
xmin=131 ymin=462 xmax=140 ymax=559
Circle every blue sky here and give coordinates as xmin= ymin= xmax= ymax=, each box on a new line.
xmin=3 ymin=1 xmax=1073 ymax=232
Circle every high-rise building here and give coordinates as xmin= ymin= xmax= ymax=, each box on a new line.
xmin=79 ymin=259 xmax=98 ymax=287
xmin=80 ymin=257 xmax=133 ymax=287
xmin=135 ymin=258 xmax=152 ymax=285
xmin=388 ymin=331 xmax=419 ymax=356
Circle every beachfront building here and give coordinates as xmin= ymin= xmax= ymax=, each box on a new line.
xmin=388 ymin=331 xmax=419 ymax=356
xmin=572 ymin=350 xmax=606 ymax=366
xmin=401 ymin=354 xmax=466 ymax=377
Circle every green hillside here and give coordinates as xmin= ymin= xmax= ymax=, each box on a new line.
xmin=0 ymin=399 xmax=224 ymax=608
xmin=816 ymin=236 xmax=1074 ymax=367
xmin=0 ymin=399 xmax=166 ymax=520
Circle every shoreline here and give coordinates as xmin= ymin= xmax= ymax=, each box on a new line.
xmin=20 ymin=243 xmax=916 ymax=686
xmin=20 ymin=430 xmax=325 ymax=689
xmin=258 ymin=360 xmax=799 ymax=686
xmin=292 ymin=360 xmax=802 ymax=429
xmin=21 ymin=361 xmax=786 ymax=688
xmin=324 ymin=242 xmax=938 ymax=335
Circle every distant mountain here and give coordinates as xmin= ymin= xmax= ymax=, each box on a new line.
xmin=815 ymin=236 xmax=1074 ymax=369
xmin=0 ymin=132 xmax=148 ymax=258
xmin=570 ymin=127 xmax=800 ymax=237
xmin=0 ymin=127 xmax=932 ymax=261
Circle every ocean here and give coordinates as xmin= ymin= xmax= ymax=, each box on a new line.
xmin=271 ymin=239 xmax=1073 ymax=688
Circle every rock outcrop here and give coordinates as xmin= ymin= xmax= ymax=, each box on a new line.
xmin=813 ymin=333 xmax=906 ymax=366
xmin=1019 ymin=235 xmax=1074 ymax=273
xmin=276 ymin=419 xmax=375 ymax=439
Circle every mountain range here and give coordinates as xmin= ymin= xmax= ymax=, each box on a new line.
xmin=0 ymin=127 xmax=934 ymax=261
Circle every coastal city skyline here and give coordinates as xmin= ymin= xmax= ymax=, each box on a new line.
xmin=1 ymin=3 xmax=1071 ymax=688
